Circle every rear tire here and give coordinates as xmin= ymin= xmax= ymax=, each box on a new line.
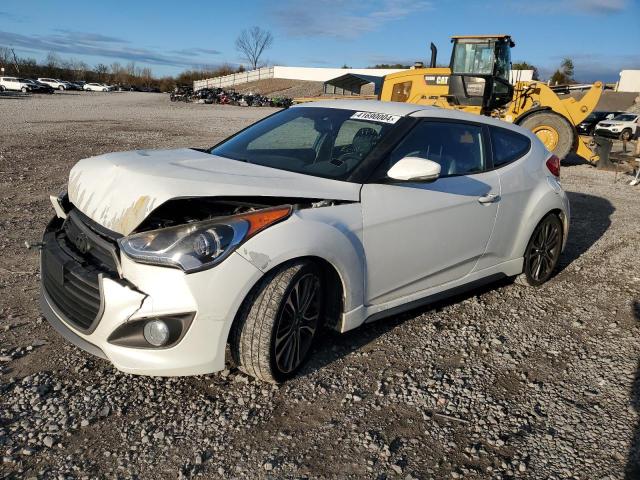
xmin=519 ymin=111 xmax=575 ymax=160
xmin=21 ymin=87 xmax=28 ymax=93
xmin=58 ymin=85 xmax=65 ymax=91
xmin=515 ymin=214 xmax=563 ymax=287
xmin=231 ymin=261 xmax=323 ymax=383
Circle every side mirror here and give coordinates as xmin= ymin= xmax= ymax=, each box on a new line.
xmin=387 ymin=157 xmax=441 ymax=182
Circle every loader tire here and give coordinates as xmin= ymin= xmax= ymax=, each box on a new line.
xmin=519 ymin=111 xmax=575 ymax=160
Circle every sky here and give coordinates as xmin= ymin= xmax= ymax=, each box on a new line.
xmin=0 ymin=0 xmax=638 ymax=82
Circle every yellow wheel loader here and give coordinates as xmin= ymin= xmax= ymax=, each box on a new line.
xmin=379 ymin=35 xmax=603 ymax=161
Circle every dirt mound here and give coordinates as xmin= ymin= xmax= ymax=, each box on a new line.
xmin=231 ymin=78 xmax=324 ymax=98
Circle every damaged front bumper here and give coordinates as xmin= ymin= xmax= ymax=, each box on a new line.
xmin=39 ymin=212 xmax=264 ymax=376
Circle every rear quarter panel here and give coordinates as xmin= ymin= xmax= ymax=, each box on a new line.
xmin=476 ymin=137 xmax=569 ymax=270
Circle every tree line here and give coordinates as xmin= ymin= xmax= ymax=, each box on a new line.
xmin=0 ymin=27 xmax=275 ymax=92
xmin=0 ymin=47 xmax=247 ymax=92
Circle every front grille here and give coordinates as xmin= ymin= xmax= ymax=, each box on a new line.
xmin=41 ymin=211 xmax=120 ymax=332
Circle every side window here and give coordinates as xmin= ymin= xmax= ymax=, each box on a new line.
xmin=391 ymin=81 xmax=412 ymax=102
xmin=490 ymin=127 xmax=530 ymax=167
xmin=386 ymin=121 xmax=486 ymax=177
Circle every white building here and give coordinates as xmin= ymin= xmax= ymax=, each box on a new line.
xmin=618 ymin=70 xmax=640 ymax=93
xmin=194 ymin=65 xmax=536 ymax=92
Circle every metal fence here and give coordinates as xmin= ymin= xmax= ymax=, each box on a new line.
xmin=193 ymin=67 xmax=274 ymax=90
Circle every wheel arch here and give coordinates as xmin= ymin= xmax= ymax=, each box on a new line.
xmin=513 ymin=204 xmax=568 ymax=262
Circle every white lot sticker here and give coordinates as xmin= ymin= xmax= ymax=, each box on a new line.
xmin=350 ymin=111 xmax=401 ymax=124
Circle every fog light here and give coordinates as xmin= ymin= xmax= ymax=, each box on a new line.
xmin=143 ymin=320 xmax=170 ymax=346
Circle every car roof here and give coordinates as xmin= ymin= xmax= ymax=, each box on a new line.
xmin=291 ymin=99 xmax=536 ymax=136
xmin=292 ymin=99 xmax=431 ymax=116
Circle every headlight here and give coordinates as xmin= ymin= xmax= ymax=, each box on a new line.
xmin=118 ymin=206 xmax=292 ymax=273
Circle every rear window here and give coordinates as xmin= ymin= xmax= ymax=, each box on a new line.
xmin=490 ymin=127 xmax=531 ymax=167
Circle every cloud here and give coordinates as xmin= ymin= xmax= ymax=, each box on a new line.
xmin=0 ymin=29 xmax=221 ymax=68
xmin=52 ymin=29 xmax=130 ymax=44
xmin=169 ymin=47 xmax=222 ymax=56
xmin=0 ymin=10 xmax=27 ymax=22
xmin=515 ymin=0 xmax=629 ymax=14
xmin=539 ymin=53 xmax=640 ymax=82
xmin=580 ymin=0 xmax=628 ymax=13
xmin=272 ymin=0 xmax=432 ymax=39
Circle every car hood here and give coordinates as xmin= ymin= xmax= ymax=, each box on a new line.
xmin=68 ymin=148 xmax=361 ymax=235
xmin=599 ymin=121 xmax=630 ymax=126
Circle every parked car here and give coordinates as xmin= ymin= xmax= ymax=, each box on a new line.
xmin=594 ymin=113 xmax=639 ymax=141
xmin=0 ymin=76 xmax=36 ymax=92
xmin=23 ymin=79 xmax=55 ymax=94
xmin=576 ymin=111 xmax=625 ymax=136
xmin=65 ymin=81 xmax=84 ymax=91
xmin=83 ymin=83 xmax=111 ymax=92
xmin=37 ymin=78 xmax=73 ymax=91
xmin=40 ymin=100 xmax=569 ymax=383
xmin=116 ymin=84 xmax=140 ymax=92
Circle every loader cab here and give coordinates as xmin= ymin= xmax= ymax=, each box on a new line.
xmin=447 ymin=35 xmax=514 ymax=111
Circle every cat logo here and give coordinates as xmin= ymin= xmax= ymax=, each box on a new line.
xmin=424 ymin=75 xmax=449 ymax=86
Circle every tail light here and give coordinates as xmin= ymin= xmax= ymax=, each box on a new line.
xmin=546 ymin=155 xmax=560 ymax=177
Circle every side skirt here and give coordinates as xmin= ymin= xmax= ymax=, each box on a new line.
xmin=339 ymin=257 xmax=523 ymax=332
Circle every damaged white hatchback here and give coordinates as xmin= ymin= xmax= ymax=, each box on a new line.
xmin=40 ymin=100 xmax=569 ymax=383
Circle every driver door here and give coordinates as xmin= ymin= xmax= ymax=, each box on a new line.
xmin=361 ymin=120 xmax=500 ymax=305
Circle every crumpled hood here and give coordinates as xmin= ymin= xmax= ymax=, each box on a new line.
xmin=68 ymin=148 xmax=361 ymax=235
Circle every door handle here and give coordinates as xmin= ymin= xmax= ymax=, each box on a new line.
xmin=478 ymin=193 xmax=500 ymax=204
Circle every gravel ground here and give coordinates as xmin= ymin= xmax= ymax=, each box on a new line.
xmin=1 ymin=91 xmax=639 ymax=479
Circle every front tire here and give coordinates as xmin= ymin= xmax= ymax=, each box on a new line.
xmin=519 ymin=111 xmax=575 ymax=160
xmin=21 ymin=87 xmax=28 ymax=93
xmin=231 ymin=261 xmax=323 ymax=383
xmin=516 ymin=214 xmax=563 ymax=287
xmin=620 ymin=129 xmax=632 ymax=141
xmin=58 ymin=85 xmax=65 ymax=91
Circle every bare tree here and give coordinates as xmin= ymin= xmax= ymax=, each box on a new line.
xmin=95 ymin=63 xmax=109 ymax=81
xmin=235 ymin=26 xmax=273 ymax=70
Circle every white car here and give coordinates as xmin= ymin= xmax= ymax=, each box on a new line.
xmin=0 ymin=76 xmax=35 ymax=92
xmin=594 ymin=112 xmax=639 ymax=141
xmin=37 ymin=78 xmax=73 ymax=90
xmin=40 ymin=100 xmax=569 ymax=382
xmin=83 ymin=83 xmax=111 ymax=92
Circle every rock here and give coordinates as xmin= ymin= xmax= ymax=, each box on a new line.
xmin=391 ymin=463 xmax=403 ymax=474
xmin=263 ymin=462 xmax=273 ymax=471
xmin=43 ymin=436 xmax=54 ymax=448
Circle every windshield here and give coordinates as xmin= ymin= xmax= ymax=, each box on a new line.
xmin=211 ymin=107 xmax=398 ymax=180
xmin=452 ymin=40 xmax=494 ymax=75
xmin=613 ymin=114 xmax=637 ymax=122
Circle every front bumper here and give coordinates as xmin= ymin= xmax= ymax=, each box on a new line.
xmin=594 ymin=129 xmax=621 ymax=138
xmin=40 ymin=214 xmax=264 ymax=376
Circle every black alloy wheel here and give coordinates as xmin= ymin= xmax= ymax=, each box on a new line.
xmin=521 ymin=215 xmax=563 ymax=286
xmin=274 ymin=272 xmax=321 ymax=374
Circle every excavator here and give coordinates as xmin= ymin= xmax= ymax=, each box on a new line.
xmin=378 ymin=35 xmax=603 ymax=161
